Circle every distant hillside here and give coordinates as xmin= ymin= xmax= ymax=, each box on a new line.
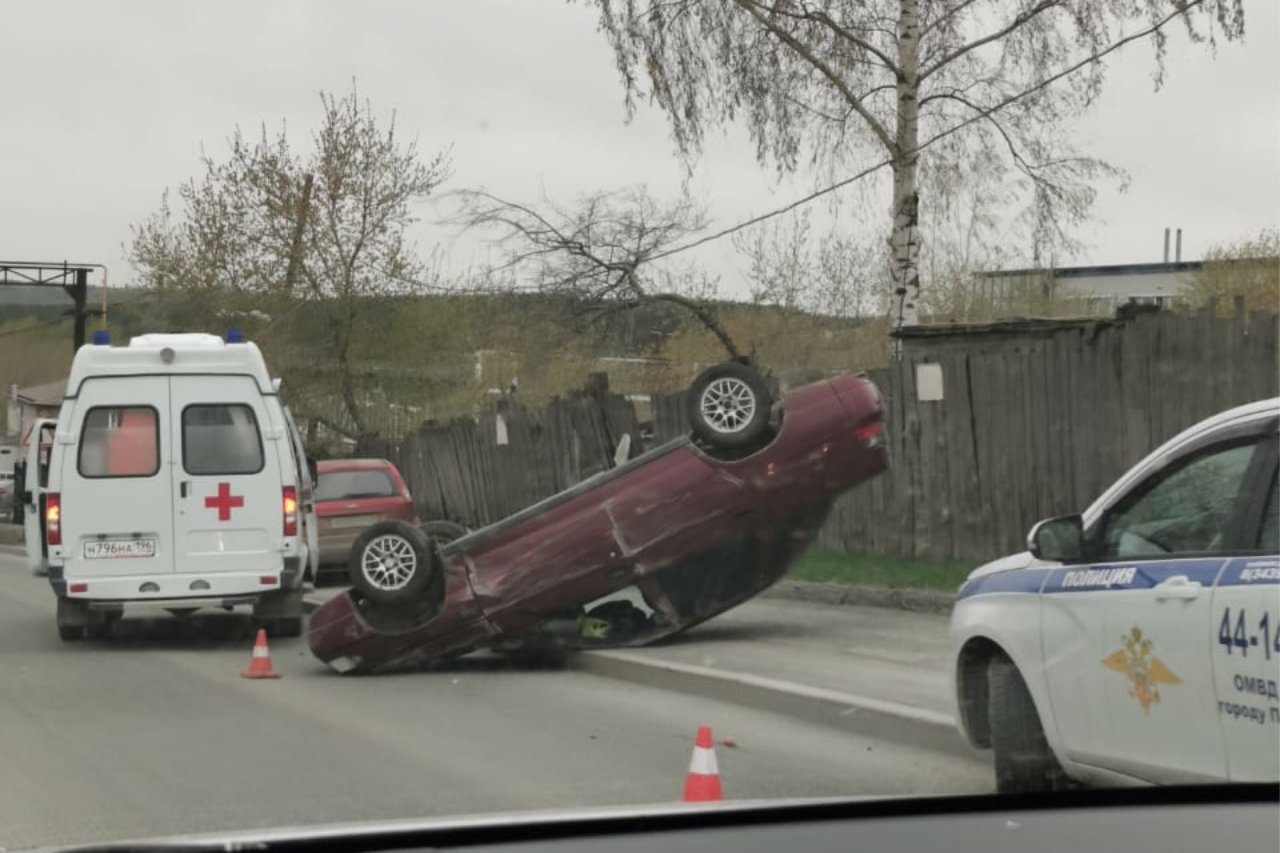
xmin=0 ymin=284 xmax=107 ymax=307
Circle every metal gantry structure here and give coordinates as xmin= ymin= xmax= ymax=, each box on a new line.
xmin=0 ymin=261 xmax=106 ymax=353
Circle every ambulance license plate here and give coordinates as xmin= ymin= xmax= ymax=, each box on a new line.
xmin=84 ymin=538 xmax=158 ymax=559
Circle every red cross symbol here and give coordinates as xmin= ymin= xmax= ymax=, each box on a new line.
xmin=204 ymin=482 xmax=244 ymax=521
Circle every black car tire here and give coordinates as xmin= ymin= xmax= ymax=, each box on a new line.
xmin=268 ymin=616 xmax=304 ymax=639
xmin=58 ymin=624 xmax=85 ymax=642
xmin=84 ymin=610 xmax=115 ymax=641
xmin=348 ymin=520 xmax=437 ymax=606
xmin=421 ymin=520 xmax=468 ymax=548
xmin=56 ymin=597 xmax=87 ymax=642
xmin=688 ymin=362 xmax=774 ymax=450
xmin=988 ymin=655 xmax=1070 ymax=793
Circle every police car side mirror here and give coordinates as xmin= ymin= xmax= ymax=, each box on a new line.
xmin=1028 ymin=515 xmax=1085 ymax=562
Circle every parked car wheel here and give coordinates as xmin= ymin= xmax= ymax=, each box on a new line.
xmin=349 ymin=520 xmax=437 ymax=606
xmin=688 ymin=362 xmax=774 ymax=450
xmin=988 ymin=655 xmax=1069 ymax=793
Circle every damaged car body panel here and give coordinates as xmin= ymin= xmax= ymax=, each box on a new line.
xmin=309 ymin=372 xmax=887 ymax=673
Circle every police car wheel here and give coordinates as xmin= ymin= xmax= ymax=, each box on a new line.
xmin=688 ymin=362 xmax=773 ymax=450
xmin=987 ymin=656 xmax=1069 ymax=793
xmin=349 ymin=520 xmax=437 ymax=606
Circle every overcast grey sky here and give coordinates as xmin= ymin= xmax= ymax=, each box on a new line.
xmin=2 ymin=0 xmax=1277 ymax=300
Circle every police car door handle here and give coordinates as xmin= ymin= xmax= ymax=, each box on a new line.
xmin=1153 ymin=575 xmax=1201 ymax=601
xmin=180 ymin=481 xmax=190 ymax=499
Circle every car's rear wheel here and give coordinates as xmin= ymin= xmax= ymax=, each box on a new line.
xmin=84 ymin=609 xmax=117 ymax=640
xmin=988 ymin=655 xmax=1070 ymax=793
xmin=268 ymin=616 xmax=304 ymax=638
xmin=56 ymin=597 xmax=88 ymax=642
xmin=688 ymin=362 xmax=773 ymax=450
xmin=349 ymin=520 xmax=437 ymax=606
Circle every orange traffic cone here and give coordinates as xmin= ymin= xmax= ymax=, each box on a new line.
xmin=240 ymin=628 xmax=281 ymax=679
xmin=682 ymin=725 xmax=723 ymax=802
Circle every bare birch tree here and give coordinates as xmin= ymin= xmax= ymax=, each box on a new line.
xmin=130 ymin=85 xmax=450 ymax=435
xmin=581 ymin=0 xmax=1245 ymax=334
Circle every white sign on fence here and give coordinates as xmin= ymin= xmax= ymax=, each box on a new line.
xmin=916 ymin=362 xmax=944 ymax=402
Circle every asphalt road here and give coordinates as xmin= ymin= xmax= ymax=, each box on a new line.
xmin=0 ymin=552 xmax=989 ymax=850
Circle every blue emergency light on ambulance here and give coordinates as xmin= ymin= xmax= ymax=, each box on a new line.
xmin=23 ymin=332 xmax=319 ymax=641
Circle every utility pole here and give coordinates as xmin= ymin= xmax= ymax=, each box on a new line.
xmin=64 ymin=267 xmax=89 ymax=352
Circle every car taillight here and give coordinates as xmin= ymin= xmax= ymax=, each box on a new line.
xmin=45 ymin=492 xmax=62 ymax=546
xmin=282 ymin=486 xmax=298 ymax=537
xmin=855 ymin=420 xmax=885 ymax=449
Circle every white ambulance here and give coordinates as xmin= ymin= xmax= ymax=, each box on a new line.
xmin=22 ymin=331 xmax=319 ymax=640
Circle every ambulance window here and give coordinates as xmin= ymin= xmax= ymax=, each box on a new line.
xmin=182 ymin=404 xmax=264 ymax=475
xmin=77 ymin=406 xmax=160 ymax=478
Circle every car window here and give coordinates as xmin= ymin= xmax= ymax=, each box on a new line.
xmin=1101 ymin=441 xmax=1257 ymax=558
xmin=182 ymin=404 xmax=264 ymax=475
xmin=316 ymin=469 xmax=397 ymax=501
xmin=1259 ymin=473 xmax=1279 ymax=553
xmin=77 ymin=406 xmax=160 ymax=478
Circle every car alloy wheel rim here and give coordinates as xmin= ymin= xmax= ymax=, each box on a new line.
xmin=699 ymin=377 xmax=757 ymax=434
xmin=361 ymin=534 xmax=418 ymax=591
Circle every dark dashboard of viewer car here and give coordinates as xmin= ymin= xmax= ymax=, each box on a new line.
xmin=57 ymin=785 xmax=1279 ymax=853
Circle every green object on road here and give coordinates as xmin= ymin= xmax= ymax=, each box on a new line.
xmin=579 ymin=615 xmax=612 ymax=639
xmin=792 ymin=551 xmax=970 ymax=592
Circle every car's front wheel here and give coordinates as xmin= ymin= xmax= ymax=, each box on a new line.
xmin=688 ymin=362 xmax=774 ymax=451
xmin=348 ymin=520 xmax=437 ymax=606
xmin=421 ymin=519 xmax=468 ymax=549
xmin=988 ymin=655 xmax=1070 ymax=793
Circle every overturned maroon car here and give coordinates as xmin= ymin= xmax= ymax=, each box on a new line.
xmin=309 ymin=362 xmax=887 ymax=673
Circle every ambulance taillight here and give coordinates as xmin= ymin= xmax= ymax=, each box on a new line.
xmin=282 ymin=487 xmax=298 ymax=537
xmin=45 ymin=493 xmax=62 ymax=546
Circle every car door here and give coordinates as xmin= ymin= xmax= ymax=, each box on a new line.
xmin=282 ymin=405 xmax=320 ymax=580
xmin=21 ymin=419 xmax=57 ymax=575
xmin=171 ymin=378 xmax=281 ymax=575
xmin=1041 ymin=434 xmax=1265 ymax=782
xmin=59 ymin=379 xmax=174 ymax=579
xmin=1209 ymin=432 xmax=1279 ymax=781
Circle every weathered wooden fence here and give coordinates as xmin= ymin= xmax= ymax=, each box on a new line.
xmin=359 ymin=376 xmax=640 ymax=528
xmin=816 ymin=306 xmax=1279 ymax=560
xmin=363 ymin=306 xmax=1278 ymax=562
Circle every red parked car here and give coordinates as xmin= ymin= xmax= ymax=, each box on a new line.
xmin=309 ymin=362 xmax=888 ymax=673
xmin=314 ymin=459 xmax=418 ymax=576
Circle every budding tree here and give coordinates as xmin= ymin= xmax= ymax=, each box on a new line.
xmin=582 ymin=0 xmax=1245 ymax=333
xmin=131 ymin=85 xmax=450 ymax=435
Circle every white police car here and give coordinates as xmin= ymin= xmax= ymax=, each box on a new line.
xmin=950 ymin=398 xmax=1279 ymax=792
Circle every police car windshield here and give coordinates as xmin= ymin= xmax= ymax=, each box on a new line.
xmin=0 ymin=0 xmax=1277 ymax=849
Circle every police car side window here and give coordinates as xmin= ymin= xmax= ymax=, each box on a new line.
xmin=182 ymin=404 xmax=264 ymax=475
xmin=1102 ymin=441 xmax=1256 ymax=559
xmin=1259 ymin=475 xmax=1278 ymax=553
